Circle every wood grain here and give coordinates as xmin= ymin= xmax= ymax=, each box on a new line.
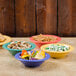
xmin=0 ymin=0 xmax=15 ymax=36
xmin=58 ymin=0 xmax=73 ymax=37
xmin=72 ymin=0 xmax=76 ymax=36
xmin=15 ymin=0 xmax=36 ymax=37
xmin=36 ymin=0 xmax=57 ymax=35
xmin=0 ymin=0 xmax=76 ymax=37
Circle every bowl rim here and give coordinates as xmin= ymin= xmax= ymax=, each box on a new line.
xmin=2 ymin=41 xmax=36 ymax=51
xmin=15 ymin=51 xmax=50 ymax=62
xmin=0 ymin=35 xmax=12 ymax=45
xmin=30 ymin=35 xmax=61 ymax=44
xmin=40 ymin=43 xmax=74 ymax=53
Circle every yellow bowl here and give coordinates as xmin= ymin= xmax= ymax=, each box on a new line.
xmin=41 ymin=43 xmax=74 ymax=58
xmin=0 ymin=35 xmax=12 ymax=46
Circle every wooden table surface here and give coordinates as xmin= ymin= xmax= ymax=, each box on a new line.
xmin=0 ymin=37 xmax=76 ymax=76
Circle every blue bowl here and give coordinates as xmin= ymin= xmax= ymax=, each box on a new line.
xmin=15 ymin=51 xmax=50 ymax=67
xmin=3 ymin=42 xmax=36 ymax=56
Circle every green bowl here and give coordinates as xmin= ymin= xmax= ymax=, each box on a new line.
xmin=3 ymin=42 xmax=36 ymax=56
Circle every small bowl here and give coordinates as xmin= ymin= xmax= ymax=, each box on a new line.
xmin=3 ymin=42 xmax=36 ymax=56
xmin=41 ymin=43 xmax=74 ymax=58
xmin=0 ymin=35 xmax=12 ymax=46
xmin=30 ymin=35 xmax=61 ymax=48
xmin=15 ymin=51 xmax=50 ymax=67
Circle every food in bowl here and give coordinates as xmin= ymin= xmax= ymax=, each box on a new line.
xmin=30 ymin=34 xmax=61 ymax=48
xmin=20 ymin=50 xmax=45 ymax=60
xmin=45 ymin=44 xmax=70 ymax=52
xmin=15 ymin=50 xmax=50 ymax=67
xmin=41 ymin=43 xmax=74 ymax=58
xmin=0 ymin=33 xmax=6 ymax=42
xmin=32 ymin=34 xmax=57 ymax=42
xmin=7 ymin=41 xmax=31 ymax=49
xmin=3 ymin=42 xmax=36 ymax=56
xmin=0 ymin=33 xmax=11 ymax=46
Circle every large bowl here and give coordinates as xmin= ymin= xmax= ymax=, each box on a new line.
xmin=15 ymin=51 xmax=50 ymax=67
xmin=41 ymin=43 xmax=74 ymax=58
xmin=3 ymin=42 xmax=36 ymax=56
xmin=30 ymin=35 xmax=61 ymax=48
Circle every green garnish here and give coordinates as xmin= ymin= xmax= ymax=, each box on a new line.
xmin=45 ymin=47 xmax=49 ymax=50
xmin=32 ymin=51 xmax=38 ymax=57
xmin=45 ymin=44 xmax=70 ymax=52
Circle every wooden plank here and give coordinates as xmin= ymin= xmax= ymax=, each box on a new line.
xmin=15 ymin=0 xmax=36 ymax=37
xmin=36 ymin=0 xmax=57 ymax=35
xmin=58 ymin=0 xmax=73 ymax=37
xmin=72 ymin=0 xmax=76 ymax=36
xmin=0 ymin=0 xmax=15 ymax=36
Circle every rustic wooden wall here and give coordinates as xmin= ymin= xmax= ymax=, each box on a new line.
xmin=58 ymin=0 xmax=76 ymax=37
xmin=0 ymin=0 xmax=76 ymax=37
xmin=36 ymin=0 xmax=57 ymax=35
xmin=15 ymin=0 xmax=36 ymax=37
xmin=0 ymin=0 xmax=15 ymax=36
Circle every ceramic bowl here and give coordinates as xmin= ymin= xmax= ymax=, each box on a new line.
xmin=30 ymin=35 xmax=61 ymax=48
xmin=15 ymin=51 xmax=50 ymax=67
xmin=3 ymin=42 xmax=36 ymax=56
xmin=41 ymin=43 xmax=74 ymax=58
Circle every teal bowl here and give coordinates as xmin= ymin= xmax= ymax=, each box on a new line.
xmin=3 ymin=42 xmax=36 ymax=56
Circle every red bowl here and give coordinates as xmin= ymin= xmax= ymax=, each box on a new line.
xmin=30 ymin=35 xmax=61 ymax=48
